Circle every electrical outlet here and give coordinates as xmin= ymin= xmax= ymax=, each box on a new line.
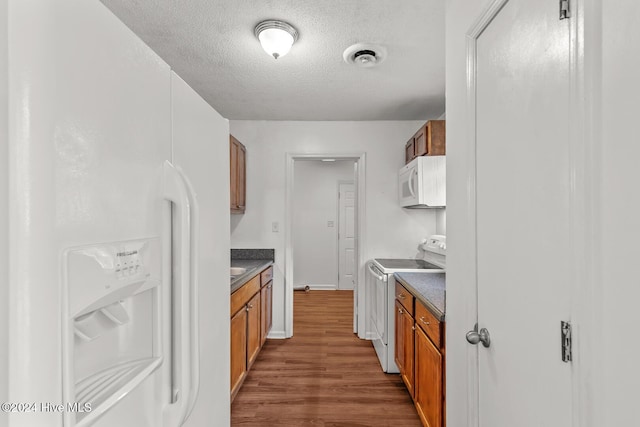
xmin=327 ymin=221 xmax=334 ymax=227
xmin=272 ymin=222 xmax=279 ymax=233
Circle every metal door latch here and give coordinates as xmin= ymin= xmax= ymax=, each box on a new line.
xmin=561 ymin=321 xmax=572 ymax=362
xmin=560 ymin=0 xmax=570 ymax=20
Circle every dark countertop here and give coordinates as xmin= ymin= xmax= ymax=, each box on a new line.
xmin=394 ymin=272 xmax=446 ymax=321
xmin=230 ymin=259 xmax=274 ymax=293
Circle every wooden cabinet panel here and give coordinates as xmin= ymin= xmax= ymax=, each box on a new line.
xmin=415 ymin=326 xmax=443 ymax=427
xmin=395 ymin=283 xmax=414 ymax=315
xmin=230 ymin=137 xmax=238 ymax=209
xmin=246 ymin=292 xmax=261 ymax=368
xmin=237 ymin=142 xmax=246 ymax=210
xmin=400 ymin=306 xmax=415 ymax=397
xmin=415 ymin=300 xmax=442 ymax=349
xmin=230 ymin=275 xmax=260 ymax=316
xmin=415 ymin=127 xmax=427 ymax=157
xmin=230 ymin=135 xmax=246 ymax=214
xmin=260 ymin=266 xmax=273 ymax=286
xmin=230 ymin=308 xmax=247 ymax=396
xmin=260 ymin=281 xmax=273 ymax=346
xmin=394 ymin=300 xmax=405 ymax=374
xmin=406 ymin=137 xmax=416 ymax=164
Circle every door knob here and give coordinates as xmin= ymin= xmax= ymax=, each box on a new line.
xmin=466 ymin=323 xmax=491 ymax=348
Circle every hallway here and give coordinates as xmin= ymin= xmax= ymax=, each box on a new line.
xmin=231 ymin=290 xmax=421 ymax=426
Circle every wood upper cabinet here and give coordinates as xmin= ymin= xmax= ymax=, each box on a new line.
xmin=230 ymin=135 xmax=246 ymax=214
xmin=405 ymin=120 xmax=446 ymax=165
xmin=415 ymin=326 xmax=443 ymax=427
xmin=230 ymin=307 xmax=247 ymax=396
xmin=406 ymin=137 xmax=416 ymax=164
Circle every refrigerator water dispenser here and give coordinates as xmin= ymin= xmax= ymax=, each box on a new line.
xmin=62 ymin=238 xmax=163 ymax=427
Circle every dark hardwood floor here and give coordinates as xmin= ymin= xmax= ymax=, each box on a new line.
xmin=231 ymin=290 xmax=421 ymax=426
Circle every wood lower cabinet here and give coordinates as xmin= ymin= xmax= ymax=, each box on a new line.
xmin=415 ymin=325 xmax=443 ymax=427
xmin=230 ymin=265 xmax=273 ymax=401
xmin=395 ymin=283 xmax=446 ymax=427
xmin=260 ymin=281 xmax=273 ymax=346
xmin=395 ymin=300 xmax=415 ymax=396
xmin=230 ymin=135 xmax=246 ymax=214
xmin=246 ymin=292 xmax=261 ymax=367
xmin=230 ymin=308 xmax=247 ymax=395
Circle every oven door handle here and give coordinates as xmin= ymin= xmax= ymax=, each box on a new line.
xmin=367 ymin=262 xmax=387 ymax=282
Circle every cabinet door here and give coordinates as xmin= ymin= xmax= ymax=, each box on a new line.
xmin=230 ymin=307 xmax=247 ymax=395
xmin=415 ymin=326 xmax=443 ymax=427
xmin=230 ymin=137 xmax=238 ymax=209
xmin=236 ymin=143 xmax=246 ymax=211
xmin=394 ymin=300 xmax=405 ymax=374
xmin=401 ymin=307 xmax=415 ymax=396
xmin=246 ymin=292 xmax=261 ymax=367
xmin=405 ymin=138 xmax=415 ymax=164
xmin=260 ymin=282 xmax=273 ymax=346
xmin=415 ymin=127 xmax=427 ymax=157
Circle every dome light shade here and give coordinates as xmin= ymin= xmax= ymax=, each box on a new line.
xmin=254 ymin=20 xmax=298 ymax=59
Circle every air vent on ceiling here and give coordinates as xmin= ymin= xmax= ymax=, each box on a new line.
xmin=343 ymin=43 xmax=387 ymax=68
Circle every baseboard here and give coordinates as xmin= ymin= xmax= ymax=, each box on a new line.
xmin=294 ymin=284 xmax=337 ymax=291
xmin=266 ymin=330 xmax=287 ymax=339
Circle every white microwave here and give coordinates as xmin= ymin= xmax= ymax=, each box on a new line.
xmin=398 ymin=156 xmax=446 ymax=208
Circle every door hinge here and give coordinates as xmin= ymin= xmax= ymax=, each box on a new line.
xmin=560 ymin=0 xmax=570 ymax=20
xmin=561 ymin=321 xmax=572 ymax=362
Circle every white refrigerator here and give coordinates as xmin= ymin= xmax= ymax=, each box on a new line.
xmin=1 ymin=0 xmax=230 ymax=426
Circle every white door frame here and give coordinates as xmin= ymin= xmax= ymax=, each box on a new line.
xmin=462 ymin=0 xmax=601 ymax=425
xmin=284 ymin=153 xmax=366 ymax=338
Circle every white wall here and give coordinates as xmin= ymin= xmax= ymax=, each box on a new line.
xmin=601 ymin=0 xmax=640 ymax=424
xmin=0 ymin=0 xmax=8 ymax=423
xmin=293 ymin=160 xmax=354 ymax=288
xmin=230 ymin=121 xmax=438 ymax=336
xmin=444 ymin=0 xmax=494 ymax=426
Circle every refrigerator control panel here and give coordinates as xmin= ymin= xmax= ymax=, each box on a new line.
xmin=65 ymin=238 xmax=161 ymax=318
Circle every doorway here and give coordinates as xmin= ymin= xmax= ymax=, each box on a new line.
xmin=285 ymin=153 xmax=366 ymax=338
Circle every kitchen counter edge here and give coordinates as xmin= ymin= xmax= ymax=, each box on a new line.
xmin=230 ymin=259 xmax=274 ymax=293
xmin=394 ymin=272 xmax=445 ymax=322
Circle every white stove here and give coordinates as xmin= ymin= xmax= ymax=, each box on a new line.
xmin=367 ymin=235 xmax=446 ymax=373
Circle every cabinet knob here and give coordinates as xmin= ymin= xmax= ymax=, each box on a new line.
xmin=411 ymin=326 xmax=416 ymax=331
xmin=419 ymin=316 xmax=430 ymax=326
xmin=247 ymin=303 xmax=253 ymax=310
xmin=398 ymin=308 xmax=403 ymax=314
xmin=397 ymin=294 xmax=406 ymax=299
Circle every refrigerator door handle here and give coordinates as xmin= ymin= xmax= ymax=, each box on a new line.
xmin=178 ymin=164 xmax=201 ymax=420
xmin=162 ymin=160 xmax=200 ymax=425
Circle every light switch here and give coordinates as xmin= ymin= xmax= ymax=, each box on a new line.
xmin=272 ymin=222 xmax=279 ymax=233
xmin=327 ymin=221 xmax=334 ymax=227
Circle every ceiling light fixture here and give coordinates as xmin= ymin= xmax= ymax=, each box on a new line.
xmin=254 ymin=20 xmax=299 ymax=59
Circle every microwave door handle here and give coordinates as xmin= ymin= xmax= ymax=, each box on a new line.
xmin=407 ymin=168 xmax=417 ymax=198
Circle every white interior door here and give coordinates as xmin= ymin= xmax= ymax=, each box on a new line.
xmin=471 ymin=0 xmax=573 ymax=425
xmin=338 ymin=182 xmax=356 ymax=290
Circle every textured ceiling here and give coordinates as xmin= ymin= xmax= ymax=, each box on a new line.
xmin=100 ymin=0 xmax=445 ymax=121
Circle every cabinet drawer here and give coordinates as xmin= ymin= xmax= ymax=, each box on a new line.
xmin=230 ymin=275 xmax=260 ymax=316
xmin=260 ymin=266 xmax=273 ymax=286
xmin=415 ymin=299 xmax=442 ymax=349
xmin=395 ymin=283 xmax=414 ymax=315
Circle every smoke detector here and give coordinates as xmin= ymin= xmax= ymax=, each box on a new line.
xmin=343 ymin=43 xmax=387 ymax=68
